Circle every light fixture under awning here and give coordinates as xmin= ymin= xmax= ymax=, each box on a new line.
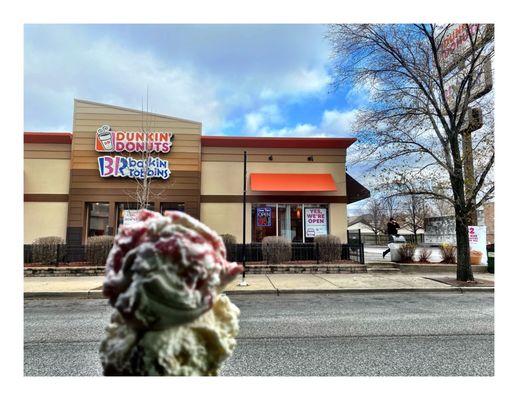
xmin=250 ymin=173 xmax=337 ymax=192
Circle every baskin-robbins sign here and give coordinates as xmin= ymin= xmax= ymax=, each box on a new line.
xmin=95 ymin=125 xmax=173 ymax=180
xmin=304 ymin=207 xmax=328 ymax=238
xmin=96 ymin=125 xmax=174 ymax=153
xmin=98 ymin=156 xmax=171 ymax=179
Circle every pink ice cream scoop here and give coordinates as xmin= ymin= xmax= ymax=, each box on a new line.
xmin=103 ymin=210 xmax=243 ymax=330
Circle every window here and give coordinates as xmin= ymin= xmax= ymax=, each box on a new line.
xmin=277 ymin=204 xmax=304 ymax=242
xmin=251 ymin=203 xmax=329 ymax=243
xmin=303 ymin=204 xmax=329 ymax=243
xmin=160 ymin=202 xmax=185 ymax=214
xmin=252 ymin=204 xmax=277 ymax=242
xmin=115 ymin=202 xmax=154 ymax=233
xmin=86 ymin=202 xmax=110 ymax=237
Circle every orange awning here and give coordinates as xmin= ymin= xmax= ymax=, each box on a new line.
xmin=250 ymin=173 xmax=336 ymax=192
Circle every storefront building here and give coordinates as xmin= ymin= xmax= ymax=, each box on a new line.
xmin=24 ymin=99 xmax=369 ymax=244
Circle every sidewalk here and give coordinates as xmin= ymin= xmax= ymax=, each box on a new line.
xmin=24 ymin=272 xmax=494 ymax=298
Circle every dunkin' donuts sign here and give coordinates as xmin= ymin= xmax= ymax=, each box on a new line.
xmin=95 ymin=125 xmax=173 ymax=153
xmin=95 ymin=125 xmax=173 ymax=180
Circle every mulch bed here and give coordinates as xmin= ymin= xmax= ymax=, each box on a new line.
xmin=425 ymin=277 xmax=494 ymax=287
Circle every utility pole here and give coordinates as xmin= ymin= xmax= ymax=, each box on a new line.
xmin=461 ymin=108 xmax=483 ymax=226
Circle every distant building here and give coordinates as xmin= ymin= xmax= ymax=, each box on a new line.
xmin=423 ymin=202 xmax=494 ymax=244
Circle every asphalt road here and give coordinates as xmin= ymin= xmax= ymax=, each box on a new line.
xmin=24 ymin=292 xmax=494 ymax=376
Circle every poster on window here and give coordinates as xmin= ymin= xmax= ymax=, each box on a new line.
xmin=305 ymin=208 xmax=328 ymax=237
xmin=123 ymin=210 xmax=140 ymax=226
xmin=468 ymin=225 xmax=487 ymax=265
xmin=256 ymin=207 xmax=272 ymax=227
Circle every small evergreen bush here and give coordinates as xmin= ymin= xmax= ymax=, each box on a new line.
xmin=262 ymin=236 xmax=291 ymax=264
xmin=314 ymin=235 xmax=342 ymax=262
xmin=220 ymin=234 xmax=237 ymax=250
xmin=32 ymin=236 xmax=64 ymax=265
xmin=86 ymin=235 xmax=114 ymax=266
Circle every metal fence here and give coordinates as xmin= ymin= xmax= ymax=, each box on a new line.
xmin=347 ymin=230 xmax=425 ymax=245
xmin=226 ymin=242 xmax=364 ymax=264
xmin=24 ymin=244 xmax=101 ymax=266
xmin=25 ymin=241 xmax=365 ymax=266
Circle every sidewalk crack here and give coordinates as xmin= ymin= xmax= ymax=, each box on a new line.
xmin=312 ymin=274 xmax=340 ymax=288
xmin=265 ymin=274 xmax=280 ymax=296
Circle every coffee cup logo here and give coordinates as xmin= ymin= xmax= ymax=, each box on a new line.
xmin=97 ymin=125 xmax=113 ymax=151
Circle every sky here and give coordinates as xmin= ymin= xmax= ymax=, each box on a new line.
xmin=24 ymin=24 xmax=371 ymax=213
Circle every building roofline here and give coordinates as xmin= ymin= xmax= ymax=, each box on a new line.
xmin=74 ymin=98 xmax=202 ymax=126
xmin=24 ymin=132 xmax=73 ymax=144
xmin=201 ymin=135 xmax=357 ymax=149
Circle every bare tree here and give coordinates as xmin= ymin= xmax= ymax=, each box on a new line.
xmin=362 ymin=198 xmax=388 ymax=237
xmin=125 ymin=92 xmax=164 ymax=210
xmin=383 ymin=195 xmax=400 ymax=219
xmin=401 ymin=194 xmax=431 ymax=242
xmin=328 ymin=24 xmax=494 ymax=281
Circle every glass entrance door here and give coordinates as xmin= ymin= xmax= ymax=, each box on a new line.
xmin=277 ymin=204 xmax=304 ymax=242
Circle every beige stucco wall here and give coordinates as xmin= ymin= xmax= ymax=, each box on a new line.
xmin=24 ymin=202 xmax=69 ymax=243
xmin=201 ymin=202 xmax=252 ymax=242
xmin=24 ymin=159 xmax=71 ymax=194
xmin=330 ymin=203 xmax=347 ymax=242
xmin=201 ymin=161 xmax=346 ymax=196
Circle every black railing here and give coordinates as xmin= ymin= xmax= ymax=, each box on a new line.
xmin=25 ymin=243 xmax=101 ymax=267
xmin=226 ymin=242 xmax=365 ymax=264
xmin=25 ymin=241 xmax=366 ymax=266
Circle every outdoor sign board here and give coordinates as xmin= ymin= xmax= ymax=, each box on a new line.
xmin=437 ymin=24 xmax=493 ymax=76
xmin=256 ymin=207 xmax=272 ymax=227
xmin=95 ymin=125 xmax=173 ymax=180
xmin=468 ymin=225 xmax=488 ymax=265
xmin=95 ymin=125 xmax=173 ymax=153
xmin=97 ymin=155 xmax=171 ymax=179
xmin=444 ymin=59 xmax=493 ymax=110
xmin=122 ymin=210 xmax=140 ymax=226
xmin=304 ymin=207 xmax=328 ymax=238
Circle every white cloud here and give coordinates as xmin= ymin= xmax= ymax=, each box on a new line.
xmin=24 ymin=25 xmax=334 ymax=133
xmin=321 ymin=109 xmax=359 ymax=134
xmin=244 ymin=108 xmax=359 ymax=138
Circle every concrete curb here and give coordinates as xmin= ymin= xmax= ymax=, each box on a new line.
xmin=24 ymin=290 xmax=105 ymax=299
xmin=24 ymin=286 xmax=493 ymax=299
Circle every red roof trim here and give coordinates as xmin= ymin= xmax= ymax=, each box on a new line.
xmin=24 ymin=132 xmax=73 ymax=144
xmin=201 ymin=136 xmax=356 ymax=149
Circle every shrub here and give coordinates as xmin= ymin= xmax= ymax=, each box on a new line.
xmin=440 ymin=243 xmax=457 ymax=264
xmin=262 ymin=236 xmax=291 ymax=264
xmin=315 ymin=234 xmax=342 ymax=262
xmin=398 ymin=243 xmax=417 ymax=262
xmin=220 ymin=234 xmax=237 ymax=250
xmin=86 ymin=235 xmax=114 ymax=266
xmin=32 ymin=236 xmax=64 ymax=265
xmin=418 ymin=247 xmax=432 ymax=263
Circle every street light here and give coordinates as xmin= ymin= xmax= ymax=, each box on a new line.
xmin=238 ymin=150 xmax=249 ymax=287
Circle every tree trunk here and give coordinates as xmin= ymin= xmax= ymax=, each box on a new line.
xmin=455 ymin=213 xmax=473 ymax=281
xmin=449 ymin=128 xmax=474 ymax=282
